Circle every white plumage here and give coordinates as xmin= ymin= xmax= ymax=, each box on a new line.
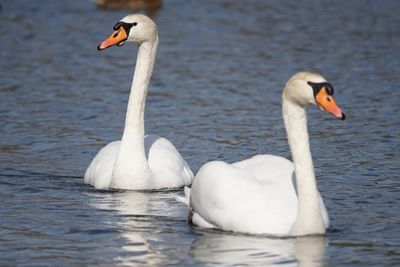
xmin=188 ymin=72 xmax=345 ymax=236
xmin=85 ymin=14 xmax=193 ymax=190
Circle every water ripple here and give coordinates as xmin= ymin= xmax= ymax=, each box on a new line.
xmin=0 ymin=0 xmax=399 ymax=266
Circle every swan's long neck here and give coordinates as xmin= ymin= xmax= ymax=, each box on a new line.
xmin=111 ymin=36 xmax=159 ymax=188
xmin=282 ymin=94 xmax=325 ymax=235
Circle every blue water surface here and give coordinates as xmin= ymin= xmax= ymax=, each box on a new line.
xmin=0 ymin=0 xmax=399 ymax=266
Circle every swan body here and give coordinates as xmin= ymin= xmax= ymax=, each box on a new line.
xmin=189 ymin=157 xmax=328 ymax=235
xmin=85 ymin=14 xmax=193 ymax=190
xmin=188 ymin=72 xmax=345 ymax=236
xmin=85 ymin=135 xmax=193 ymax=189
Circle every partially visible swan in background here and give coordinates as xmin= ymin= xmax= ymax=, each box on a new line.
xmin=186 ymin=72 xmax=345 ymax=236
xmin=93 ymin=0 xmax=161 ymax=11
xmin=85 ymin=14 xmax=193 ymax=190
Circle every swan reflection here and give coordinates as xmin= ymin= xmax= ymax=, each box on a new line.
xmin=87 ymin=190 xmax=326 ymax=266
xmin=87 ymin=190 xmax=164 ymax=265
xmin=189 ymin=231 xmax=327 ymax=267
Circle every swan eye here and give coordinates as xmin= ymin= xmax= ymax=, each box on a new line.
xmin=113 ymin=22 xmax=124 ymax=31
xmin=111 ymin=21 xmax=137 ymax=37
xmin=325 ymin=85 xmax=334 ymax=96
xmin=308 ymin=81 xmax=335 ymax=97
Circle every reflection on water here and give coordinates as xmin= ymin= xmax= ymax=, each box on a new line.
xmin=87 ymin=191 xmax=157 ymax=265
xmin=1 ymin=0 xmax=400 ymax=266
xmin=190 ymin=231 xmax=326 ymax=267
xmin=88 ymin=190 xmax=327 ymax=267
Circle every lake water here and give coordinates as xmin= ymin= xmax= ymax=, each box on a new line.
xmin=1 ymin=0 xmax=400 ymax=266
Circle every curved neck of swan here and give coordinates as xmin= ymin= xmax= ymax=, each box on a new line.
xmin=112 ymin=36 xmax=159 ymax=186
xmin=282 ymin=93 xmax=325 ymax=235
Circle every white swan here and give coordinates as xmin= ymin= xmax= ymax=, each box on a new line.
xmin=85 ymin=14 xmax=193 ymax=190
xmin=187 ymin=72 xmax=345 ymax=236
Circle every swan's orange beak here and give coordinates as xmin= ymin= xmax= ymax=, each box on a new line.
xmin=315 ymin=87 xmax=346 ymax=120
xmin=97 ymin=26 xmax=128 ymax=50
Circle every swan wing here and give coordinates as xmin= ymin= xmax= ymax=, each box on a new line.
xmin=232 ymin=154 xmax=295 ymax=184
xmin=236 ymin=155 xmax=330 ymax=229
xmin=234 ymin=155 xmax=330 ymax=229
xmin=84 ymin=141 xmax=120 ymax=189
xmin=190 ymin=159 xmax=298 ymax=235
xmin=145 ymin=135 xmax=193 ymax=188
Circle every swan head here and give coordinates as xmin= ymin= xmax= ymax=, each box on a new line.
xmin=97 ymin=14 xmax=158 ymax=50
xmin=284 ymin=72 xmax=345 ymax=120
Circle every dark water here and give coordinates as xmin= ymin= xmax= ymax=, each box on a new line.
xmin=1 ymin=0 xmax=400 ymax=266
